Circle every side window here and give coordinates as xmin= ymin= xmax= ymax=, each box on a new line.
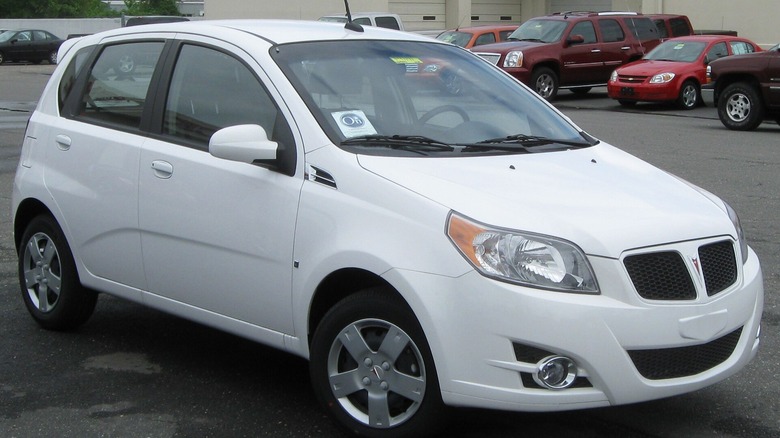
xmin=16 ymin=31 xmax=31 ymax=41
xmin=499 ymin=30 xmax=514 ymax=41
xmin=474 ymin=33 xmax=496 ymax=46
xmin=163 ymin=44 xmax=282 ymax=148
xmin=598 ymin=19 xmax=625 ymax=43
xmin=58 ymin=46 xmax=95 ymax=111
xmin=77 ymin=42 xmax=164 ymax=128
xmin=654 ymin=19 xmax=669 ymax=39
xmin=624 ymin=18 xmax=657 ymax=42
xmin=33 ymin=31 xmax=49 ymax=41
xmin=570 ymin=21 xmax=596 ymax=44
xmin=730 ymin=41 xmax=756 ymax=55
xmin=375 ymin=17 xmax=401 ymax=30
xmin=355 ymin=18 xmax=372 ymax=26
xmin=670 ymin=18 xmax=692 ymax=37
xmin=706 ymin=42 xmax=729 ymax=62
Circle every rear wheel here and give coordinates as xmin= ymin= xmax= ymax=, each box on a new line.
xmin=677 ymin=80 xmax=699 ymax=110
xmin=718 ymin=82 xmax=764 ymax=131
xmin=18 ymin=215 xmax=97 ymax=330
xmin=531 ymin=67 xmax=558 ymax=101
xmin=48 ymin=50 xmax=58 ymax=65
xmin=310 ymin=289 xmax=446 ymax=437
xmin=0 ymin=51 xmax=5 ymax=65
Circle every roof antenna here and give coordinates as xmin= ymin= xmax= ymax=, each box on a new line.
xmin=344 ymin=0 xmax=364 ymax=32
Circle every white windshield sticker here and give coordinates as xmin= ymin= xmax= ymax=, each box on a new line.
xmin=332 ymin=110 xmax=377 ymax=138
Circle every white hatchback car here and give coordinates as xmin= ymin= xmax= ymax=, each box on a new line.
xmin=12 ymin=19 xmax=763 ymax=437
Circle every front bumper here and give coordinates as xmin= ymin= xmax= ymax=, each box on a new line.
xmin=385 ymin=245 xmax=763 ymax=412
xmin=607 ymin=82 xmax=679 ymax=102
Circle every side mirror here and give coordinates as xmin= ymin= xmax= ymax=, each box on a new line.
xmin=209 ymin=124 xmax=277 ymax=164
xmin=566 ymin=35 xmax=585 ymax=46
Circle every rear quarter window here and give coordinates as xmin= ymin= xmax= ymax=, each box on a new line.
xmin=625 ymin=17 xmax=658 ymax=41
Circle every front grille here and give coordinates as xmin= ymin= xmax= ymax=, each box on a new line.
xmin=700 ymin=240 xmax=738 ymax=296
xmin=625 ymin=252 xmax=696 ymax=300
xmin=617 ymin=74 xmax=648 ymax=84
xmin=624 ymin=241 xmax=738 ymax=301
xmin=628 ymin=327 xmax=742 ymax=380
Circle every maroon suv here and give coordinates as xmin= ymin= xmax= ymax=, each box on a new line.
xmin=474 ymin=12 xmax=661 ymax=100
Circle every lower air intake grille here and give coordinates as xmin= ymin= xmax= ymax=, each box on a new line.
xmin=627 ymin=327 xmax=742 ymax=380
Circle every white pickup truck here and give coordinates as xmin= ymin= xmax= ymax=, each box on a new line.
xmin=318 ymin=12 xmax=405 ymax=31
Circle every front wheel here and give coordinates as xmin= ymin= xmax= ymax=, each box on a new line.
xmin=718 ymin=82 xmax=764 ymax=131
xmin=531 ymin=67 xmax=558 ymax=101
xmin=677 ymin=80 xmax=700 ymax=110
xmin=18 ymin=215 xmax=97 ymax=330
xmin=309 ymin=289 xmax=446 ymax=437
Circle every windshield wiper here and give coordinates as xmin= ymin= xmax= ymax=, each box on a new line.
xmin=473 ymin=134 xmax=592 ymax=148
xmin=341 ymin=135 xmax=455 ymax=154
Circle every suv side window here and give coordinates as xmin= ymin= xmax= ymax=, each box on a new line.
xmin=77 ymin=42 xmax=165 ymax=129
xmin=163 ymin=44 xmax=290 ymax=150
xmin=669 ymin=18 xmax=692 ymax=37
xmin=625 ymin=17 xmax=658 ymax=41
xmin=598 ymin=19 xmax=625 ymax=43
xmin=475 ymin=33 xmax=497 ymax=46
xmin=570 ymin=21 xmax=596 ymax=44
xmin=375 ymin=16 xmax=401 ymax=30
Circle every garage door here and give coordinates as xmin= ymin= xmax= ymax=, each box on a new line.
xmin=390 ymin=0 xmax=445 ymax=31
xmin=471 ymin=0 xmax=522 ymax=25
xmin=550 ymin=0 xmax=612 ymax=13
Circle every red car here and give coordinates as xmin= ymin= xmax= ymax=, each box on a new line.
xmin=607 ymin=35 xmax=761 ymax=109
xmin=436 ymin=25 xmax=518 ymax=49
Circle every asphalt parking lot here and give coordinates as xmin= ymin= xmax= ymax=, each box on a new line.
xmin=1 ymin=63 xmax=778 ymax=437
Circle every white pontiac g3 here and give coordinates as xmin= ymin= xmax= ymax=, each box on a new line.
xmin=12 ymin=18 xmax=763 ymax=437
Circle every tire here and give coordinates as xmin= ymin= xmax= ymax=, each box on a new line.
xmin=48 ymin=50 xmax=58 ymax=65
xmin=718 ymin=82 xmax=764 ymax=131
xmin=531 ymin=67 xmax=558 ymax=101
xmin=618 ymin=99 xmax=637 ymax=107
xmin=18 ymin=215 xmax=97 ymax=331
xmin=0 ymin=51 xmax=5 ymax=65
xmin=309 ymin=289 xmax=446 ymax=438
xmin=677 ymin=80 xmax=699 ymax=110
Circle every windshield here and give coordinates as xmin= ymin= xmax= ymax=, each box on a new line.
xmin=644 ymin=40 xmax=706 ymax=62
xmin=436 ymin=31 xmax=472 ymax=48
xmin=272 ymin=40 xmax=590 ymax=155
xmin=508 ymin=20 xmax=568 ymax=43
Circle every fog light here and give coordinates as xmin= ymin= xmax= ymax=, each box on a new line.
xmin=533 ymin=356 xmax=578 ymax=390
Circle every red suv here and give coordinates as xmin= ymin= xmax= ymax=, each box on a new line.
xmin=474 ymin=12 xmax=661 ymax=100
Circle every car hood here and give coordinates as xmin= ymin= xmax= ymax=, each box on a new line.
xmin=357 ymin=143 xmax=733 ymax=258
xmin=617 ymin=60 xmax=692 ymax=76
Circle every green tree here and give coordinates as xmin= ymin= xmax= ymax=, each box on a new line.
xmin=0 ymin=0 xmax=117 ymax=18
xmin=124 ymin=0 xmax=180 ymax=16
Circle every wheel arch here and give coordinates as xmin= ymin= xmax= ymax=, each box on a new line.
xmin=307 ymin=268 xmax=405 ymax=345
xmin=13 ymin=198 xmax=56 ymax=252
xmin=714 ymin=74 xmax=759 ymax=102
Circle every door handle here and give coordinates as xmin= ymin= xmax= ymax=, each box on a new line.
xmin=55 ymin=134 xmax=71 ymax=151
xmin=591 ymin=49 xmax=601 ymax=53
xmin=621 ymin=46 xmax=631 ymax=50
xmin=151 ymin=160 xmax=173 ymax=179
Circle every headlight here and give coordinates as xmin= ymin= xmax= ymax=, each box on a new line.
xmin=503 ymin=51 xmax=523 ymax=68
xmin=447 ymin=212 xmax=599 ymax=293
xmin=609 ymin=70 xmax=618 ymax=82
xmin=724 ymin=201 xmax=749 ymax=264
xmin=650 ymin=72 xmax=675 ymax=83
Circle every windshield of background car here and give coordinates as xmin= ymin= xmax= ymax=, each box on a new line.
xmin=272 ymin=40 xmax=590 ymax=155
xmin=645 ymin=40 xmax=706 ymax=62
xmin=0 ymin=31 xmax=17 ymax=43
xmin=508 ymin=20 xmax=567 ymax=43
xmin=436 ymin=31 xmax=473 ymax=48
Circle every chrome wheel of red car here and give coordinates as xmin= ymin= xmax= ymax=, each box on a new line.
xmin=677 ymin=80 xmax=699 ymax=110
